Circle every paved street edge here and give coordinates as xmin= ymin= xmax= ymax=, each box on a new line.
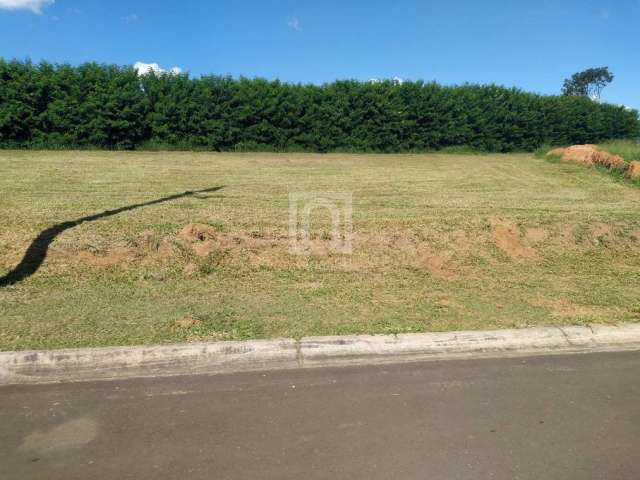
xmin=2 ymin=324 xmax=640 ymax=385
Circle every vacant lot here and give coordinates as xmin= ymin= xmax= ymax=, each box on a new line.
xmin=1 ymin=151 xmax=639 ymax=351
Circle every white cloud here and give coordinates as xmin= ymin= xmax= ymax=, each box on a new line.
xmin=0 ymin=0 xmax=54 ymax=14
xmin=123 ymin=13 xmax=138 ymax=23
xmin=368 ymin=77 xmax=404 ymax=85
xmin=134 ymin=61 xmax=182 ymax=76
xmin=287 ymin=17 xmax=302 ymax=31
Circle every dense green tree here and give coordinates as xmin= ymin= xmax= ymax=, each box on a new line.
xmin=0 ymin=60 xmax=638 ymax=152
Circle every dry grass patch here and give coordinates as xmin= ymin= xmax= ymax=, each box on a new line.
xmin=1 ymin=151 xmax=639 ymax=350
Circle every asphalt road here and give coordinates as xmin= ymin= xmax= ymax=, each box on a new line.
xmin=2 ymin=351 xmax=640 ymax=480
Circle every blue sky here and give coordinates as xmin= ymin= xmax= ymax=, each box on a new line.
xmin=1 ymin=0 xmax=638 ymax=109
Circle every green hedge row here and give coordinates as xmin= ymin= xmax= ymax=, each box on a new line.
xmin=1 ymin=60 xmax=638 ymax=152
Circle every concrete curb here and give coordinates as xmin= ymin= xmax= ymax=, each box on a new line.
xmin=2 ymin=324 xmax=640 ymax=385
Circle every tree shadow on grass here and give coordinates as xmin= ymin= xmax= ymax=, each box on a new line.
xmin=0 ymin=186 xmax=225 ymax=288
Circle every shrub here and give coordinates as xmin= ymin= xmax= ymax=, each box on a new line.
xmin=1 ymin=59 xmax=638 ymax=152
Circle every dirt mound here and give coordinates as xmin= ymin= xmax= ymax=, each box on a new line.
xmin=627 ymin=161 xmax=640 ymax=180
xmin=558 ymin=144 xmax=600 ymax=166
xmin=179 ymin=224 xmax=217 ymax=242
xmin=178 ymin=224 xmax=220 ymax=257
xmin=547 ymin=145 xmax=626 ymax=170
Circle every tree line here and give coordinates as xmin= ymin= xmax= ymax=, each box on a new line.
xmin=1 ymin=59 xmax=638 ymax=152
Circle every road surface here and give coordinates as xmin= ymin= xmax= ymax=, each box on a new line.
xmin=2 ymin=351 xmax=640 ymax=479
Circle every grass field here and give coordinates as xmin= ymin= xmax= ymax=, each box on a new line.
xmin=1 ymin=151 xmax=640 ymax=351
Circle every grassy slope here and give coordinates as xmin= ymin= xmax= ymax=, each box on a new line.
xmin=1 ymin=151 xmax=639 ymax=351
xmin=599 ymin=140 xmax=640 ymax=162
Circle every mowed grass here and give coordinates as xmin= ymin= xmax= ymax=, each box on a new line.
xmin=1 ymin=151 xmax=640 ymax=351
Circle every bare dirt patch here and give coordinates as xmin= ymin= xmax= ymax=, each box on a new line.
xmin=179 ymin=223 xmax=217 ymax=243
xmin=178 ymin=223 xmax=232 ymax=258
xmin=422 ymin=252 xmax=457 ymax=280
xmin=379 ymin=232 xmax=461 ymax=278
xmin=490 ymin=220 xmax=538 ymax=260
xmin=42 ymin=218 xmax=635 ymax=277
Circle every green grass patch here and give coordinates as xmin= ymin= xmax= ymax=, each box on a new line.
xmin=1 ymin=151 xmax=640 ymax=350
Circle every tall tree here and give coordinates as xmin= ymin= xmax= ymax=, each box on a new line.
xmin=562 ymin=67 xmax=614 ymax=101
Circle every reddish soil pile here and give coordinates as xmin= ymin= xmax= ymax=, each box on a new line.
xmin=627 ymin=161 xmax=640 ymax=180
xmin=547 ymin=144 xmax=639 ymax=181
xmin=549 ymin=144 xmax=626 ymax=170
